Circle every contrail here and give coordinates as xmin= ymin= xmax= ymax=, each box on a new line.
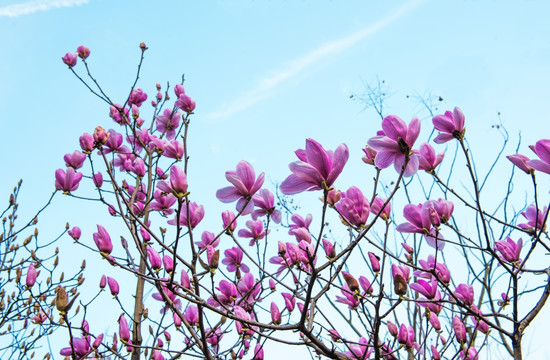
xmin=206 ymin=0 xmax=426 ymax=120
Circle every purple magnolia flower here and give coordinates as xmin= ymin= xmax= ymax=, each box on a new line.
xmin=238 ymin=219 xmax=267 ymax=246
xmin=108 ymin=277 xmax=119 ymax=296
xmin=367 ymin=115 xmax=421 ymax=177
xmin=495 ymin=237 xmax=523 ymax=263
xmin=415 ymin=255 xmax=451 ymax=285
xmin=252 ymin=189 xmax=281 ymax=223
xmin=147 ymin=247 xmax=162 ymax=271
xmin=209 ymin=280 xmax=237 ymax=307
xmin=335 ymin=186 xmax=370 ymax=227
xmin=410 ymin=279 xmax=438 ymax=300
xmin=368 ymin=252 xmax=380 ymax=272
xmin=119 ymin=315 xmax=130 ymax=343
xmin=128 ymin=88 xmax=148 ymax=107
xmin=59 ymin=337 xmax=90 ymax=357
xmin=79 ymin=133 xmax=94 ymax=153
xmin=280 ymin=138 xmax=349 ymax=194
xmin=157 ymin=166 xmax=188 ymax=198
xmin=62 ymin=52 xmax=77 ymax=67
xmin=156 ymin=109 xmax=181 ymax=140
xmin=398 ymin=324 xmax=415 ymax=348
xmin=152 ymin=286 xmax=182 ymax=313
xmin=184 ymin=305 xmax=198 ymax=326
xmin=26 ymin=263 xmax=37 ymax=288
xmin=68 ymin=226 xmax=81 ymax=240
xmin=454 ymin=284 xmax=474 ymax=306
xmin=370 ymin=197 xmax=391 ymax=221
xmin=507 ymin=154 xmax=533 ymax=174
xmin=222 ymin=247 xmax=250 ymax=273
xmin=104 ymin=129 xmax=123 ymax=153
xmin=76 ymin=45 xmax=90 ymax=59
xmin=289 ymin=214 xmax=313 ymax=232
xmin=222 ymin=210 xmax=237 ymax=233
xmin=417 ymin=143 xmax=444 ymax=172
xmin=93 ymin=225 xmax=113 ymax=255
xmin=167 ymin=201 xmax=204 ymax=228
xmin=432 ymin=107 xmax=465 ymax=143
xmin=471 ymin=305 xmax=489 ymax=334
xmin=55 ymin=168 xmax=83 ymax=193
xmin=164 ymin=140 xmax=185 ymax=160
xmin=526 ymin=139 xmax=550 ymax=174
xmin=453 ymin=316 xmax=467 ymax=343
xmin=518 ymin=204 xmax=548 ymax=232
xmin=343 ymin=337 xmax=372 ymax=360
xmin=335 ymin=284 xmax=360 ymax=310
xmin=216 ymin=161 xmax=264 ymax=215
xmin=64 ymin=150 xmax=86 ymax=170
xmin=281 ymin=292 xmax=296 ymax=312
xmin=396 ymin=202 xmax=447 ymax=249
xmin=361 ymin=145 xmax=377 ymax=165
xmin=162 ymin=255 xmax=174 ymax=273
xmin=322 ymin=239 xmax=335 ymax=259
xmin=150 ymin=190 xmax=177 ymax=216
xmin=271 ymin=302 xmax=281 ymax=325
xmin=195 ymin=231 xmax=219 ymax=250
xmin=460 ymin=348 xmax=479 ymax=360
xmin=175 ymin=94 xmax=196 ymax=113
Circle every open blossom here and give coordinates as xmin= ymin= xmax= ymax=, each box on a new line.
xmin=495 ymin=237 xmax=522 ymax=263
xmin=367 ymin=115 xmax=421 ymax=177
xmin=59 ymin=337 xmax=90 ymax=357
xmin=416 ymin=142 xmax=444 ymax=172
xmin=216 ymin=161 xmax=264 ymax=215
xmin=370 ymin=197 xmax=390 ymax=221
xmin=156 ymin=109 xmax=181 ymax=140
xmin=518 ymin=204 xmax=547 ymax=232
xmin=55 ymin=168 xmax=83 ymax=193
xmin=526 ymin=139 xmax=550 ymax=174
xmin=415 ymin=255 xmax=451 ymax=284
xmin=150 ymin=190 xmax=176 ymax=216
xmin=335 ymin=186 xmax=370 ymax=227
xmin=432 ymin=107 xmax=465 ymax=143
xmin=410 ymin=279 xmax=438 ymax=300
xmin=164 ymin=140 xmax=184 ymax=160
xmin=335 ymin=284 xmax=360 ymax=309
xmin=454 ymin=284 xmax=474 ymax=306
xmin=252 ymin=189 xmax=281 ymax=223
xmin=280 ymin=138 xmax=349 ymax=194
xmin=238 ymin=219 xmax=267 ymax=246
xmin=343 ymin=337 xmax=372 ymax=360
xmin=222 ymin=247 xmax=250 ymax=273
xmin=167 ymin=201 xmax=204 ymax=228
xmin=195 ymin=231 xmax=219 ymax=249
xmin=64 ymin=150 xmax=86 ymax=169
xmin=175 ymin=94 xmax=196 ymax=113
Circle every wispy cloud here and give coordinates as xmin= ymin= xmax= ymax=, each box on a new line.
xmin=0 ymin=0 xmax=88 ymax=17
xmin=206 ymin=0 xmax=425 ymax=120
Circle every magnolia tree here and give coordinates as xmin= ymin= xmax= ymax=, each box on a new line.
xmin=28 ymin=43 xmax=550 ymax=360
xmin=0 ymin=181 xmax=85 ymax=359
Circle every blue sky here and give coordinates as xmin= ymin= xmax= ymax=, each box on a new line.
xmin=1 ymin=0 xmax=550 ymax=358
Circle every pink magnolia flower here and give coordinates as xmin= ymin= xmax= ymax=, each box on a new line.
xmin=68 ymin=226 xmax=81 ymax=240
xmin=31 ymin=310 xmax=49 ymax=325
xmin=416 ymin=143 xmax=444 ymax=172
xmin=387 ymin=321 xmax=398 ymax=336
xmin=152 ymin=286 xmax=182 ymax=313
xmin=163 ymin=140 xmax=185 ymax=160
xmin=109 ymin=104 xmax=129 ymax=125
xmin=453 ymin=316 xmax=467 ymax=343
xmin=61 ymin=52 xmax=77 ymax=67
xmin=194 ymin=231 xmax=219 ymax=250
xmin=79 ymin=133 xmax=94 ymax=153
xmin=150 ymin=190 xmax=177 ymax=216
xmin=222 ymin=210 xmax=237 ymax=233
xmin=415 ymin=255 xmax=451 ymax=285
xmin=280 ymin=138 xmax=349 ymax=194
xmin=270 ymin=302 xmax=281 ymax=325
xmin=157 ymin=166 xmax=188 ymax=198
xmin=238 ymin=219 xmax=267 ymax=246
xmin=410 ymin=279 xmax=438 ymax=300
xmin=216 ymin=161 xmax=264 ymax=215
xmin=147 ymin=247 xmax=162 ymax=271
xmin=507 ymin=153 xmax=533 ymax=174
xmin=108 ymin=277 xmax=119 ymax=296
xmin=76 ymin=45 xmax=90 ymax=59
xmin=59 ymin=337 xmax=90 ymax=357
xmin=322 ymin=239 xmax=335 ymax=259
xmin=370 ymin=197 xmax=391 ymax=221
xmin=471 ymin=305 xmax=489 ymax=334
xmin=93 ymin=225 xmax=113 ymax=255
xmin=454 ymin=284 xmax=474 ymax=306
xmin=167 ymin=201 xmax=204 ymax=228
xmin=222 ymin=247 xmax=250 ymax=273
xmin=209 ymin=280 xmax=238 ymax=307
xmin=361 ymin=145 xmax=377 ymax=166
xmin=156 ymin=109 xmax=181 ymax=140
xmin=184 ymin=305 xmax=198 ymax=326
xmin=495 ymin=237 xmax=523 ymax=263
xmin=518 ymin=204 xmax=548 ymax=232
xmin=281 ymin=292 xmax=296 ymax=312
xmin=162 ymin=255 xmax=174 ymax=273
xmin=64 ymin=150 xmax=86 ymax=170
xmin=335 ymin=186 xmax=370 ymax=227
xmin=104 ymin=129 xmax=123 ymax=153
xmin=526 ymin=139 xmax=550 ymax=174
xmin=26 ymin=263 xmax=37 ymax=288
xmin=119 ymin=315 xmax=130 ymax=343
xmin=335 ymin=284 xmax=360 ymax=310
xmin=368 ymin=252 xmax=380 ymax=272
xmin=460 ymin=347 xmax=479 ymax=360
xmin=55 ymin=168 xmax=83 ymax=193
xmin=432 ymin=107 xmax=465 ymax=143
xmin=397 ymin=324 xmax=415 ymax=348
xmin=343 ymin=337 xmax=372 ymax=360
xmin=175 ymin=94 xmax=196 ymax=113
xmin=367 ymin=115 xmax=421 ymax=177
xmin=128 ymin=88 xmax=148 ymax=107
xmin=289 ymin=213 xmax=313 ymax=232
xmin=252 ymin=189 xmax=281 ymax=223
xmin=92 ymin=172 xmax=103 ymax=188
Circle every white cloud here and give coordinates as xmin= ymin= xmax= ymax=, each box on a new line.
xmin=206 ymin=0 xmax=426 ymax=120
xmin=0 ymin=0 xmax=88 ymax=17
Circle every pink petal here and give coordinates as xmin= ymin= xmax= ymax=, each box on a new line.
xmin=382 ymin=115 xmax=407 ymax=141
